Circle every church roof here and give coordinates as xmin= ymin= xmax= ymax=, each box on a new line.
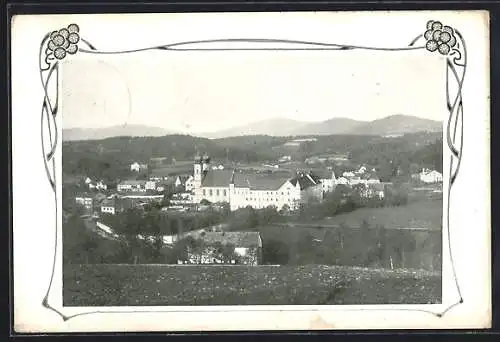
xmin=233 ymin=172 xmax=290 ymax=190
xmin=201 ymin=170 xmax=234 ymax=187
xmin=201 ymin=170 xmax=291 ymax=190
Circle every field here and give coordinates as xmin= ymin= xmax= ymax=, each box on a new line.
xmin=64 ymin=264 xmax=440 ymax=306
xmin=150 ymin=161 xmax=193 ymax=177
xmin=316 ymin=198 xmax=443 ymax=229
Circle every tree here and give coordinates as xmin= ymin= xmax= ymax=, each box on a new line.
xmin=63 ymin=216 xmax=89 ymax=264
xmin=262 ymin=239 xmax=290 ymax=264
xmin=279 ymin=204 xmax=291 ymax=215
xmin=361 ymin=219 xmax=370 ymax=231
xmin=143 ymin=236 xmax=164 ymax=263
xmin=213 ymin=241 xmax=237 ymax=263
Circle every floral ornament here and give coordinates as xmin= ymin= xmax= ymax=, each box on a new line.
xmin=424 ymin=20 xmax=457 ymax=56
xmin=46 ymin=24 xmax=80 ymax=61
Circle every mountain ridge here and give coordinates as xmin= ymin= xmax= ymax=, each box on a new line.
xmin=63 ymin=124 xmax=177 ymax=141
xmin=198 ymin=114 xmax=441 ymax=138
xmin=63 ymin=115 xmax=442 ymax=141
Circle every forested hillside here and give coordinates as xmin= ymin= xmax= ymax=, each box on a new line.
xmin=63 ymin=132 xmax=442 ymax=182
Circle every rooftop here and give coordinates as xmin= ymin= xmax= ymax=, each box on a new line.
xmin=200 ymin=170 xmax=293 ymax=190
xmin=289 ymin=172 xmax=322 ymax=190
xmin=233 ymin=172 xmax=291 ymax=190
xmin=200 ymin=170 xmax=234 ymax=187
xmin=119 ymin=180 xmax=146 ymax=185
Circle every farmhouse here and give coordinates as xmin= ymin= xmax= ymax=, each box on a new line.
xmin=179 ymin=231 xmax=263 ymax=265
xmin=130 ymin=162 xmax=148 ymax=172
xmin=145 ymin=180 xmax=157 ymax=191
xmin=354 ymin=183 xmax=386 ymax=199
xmin=191 ymin=154 xmax=323 ymax=211
xmin=117 ymin=180 xmax=146 ymax=192
xmin=75 ymin=193 xmax=93 ymax=211
xmin=419 ymin=169 xmax=443 ymax=183
xmin=100 ymin=198 xmax=132 ymax=215
xmin=170 ymin=192 xmax=194 ymax=205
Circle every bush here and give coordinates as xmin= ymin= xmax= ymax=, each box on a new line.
xmin=262 ymin=239 xmax=289 ymax=264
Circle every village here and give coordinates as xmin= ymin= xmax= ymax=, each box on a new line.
xmin=67 ymin=151 xmax=443 ymax=266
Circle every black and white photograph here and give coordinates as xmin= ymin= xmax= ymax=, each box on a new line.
xmin=11 ymin=11 xmax=490 ymax=332
xmin=62 ymin=49 xmax=445 ymax=307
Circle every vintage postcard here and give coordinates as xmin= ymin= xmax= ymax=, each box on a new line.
xmin=11 ymin=11 xmax=491 ymax=332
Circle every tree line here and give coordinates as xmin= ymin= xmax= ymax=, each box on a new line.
xmin=62 ymin=133 xmax=442 ymax=182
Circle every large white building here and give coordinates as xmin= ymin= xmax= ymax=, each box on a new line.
xmin=191 ymin=154 xmax=323 ymax=211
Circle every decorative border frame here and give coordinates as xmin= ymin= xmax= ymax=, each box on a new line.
xmin=39 ymin=20 xmax=466 ymax=322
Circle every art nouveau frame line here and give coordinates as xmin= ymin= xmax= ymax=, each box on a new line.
xmin=38 ymin=20 xmax=466 ymax=321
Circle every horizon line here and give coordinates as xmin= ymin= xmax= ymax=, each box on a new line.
xmin=63 ymin=113 xmax=441 ymax=133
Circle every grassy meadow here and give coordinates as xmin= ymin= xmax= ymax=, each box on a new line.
xmin=64 ymin=264 xmax=441 ymax=306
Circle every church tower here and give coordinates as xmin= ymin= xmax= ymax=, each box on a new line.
xmin=202 ymin=153 xmax=211 ymax=172
xmin=193 ymin=153 xmax=203 ymax=189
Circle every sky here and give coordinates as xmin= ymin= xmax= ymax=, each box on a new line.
xmin=61 ymin=49 xmax=446 ymax=134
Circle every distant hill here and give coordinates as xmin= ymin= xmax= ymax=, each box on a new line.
xmin=349 ymin=115 xmax=442 ymax=136
xmin=201 ymin=115 xmax=441 ymax=138
xmin=64 ymin=115 xmax=442 ymax=141
xmin=290 ymin=118 xmax=364 ymax=136
xmin=62 ymin=125 xmax=176 ymax=141
xmin=200 ymin=118 xmax=306 ymax=139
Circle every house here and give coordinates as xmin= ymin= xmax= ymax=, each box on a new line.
xmin=145 ymin=180 xmax=157 ymax=191
xmin=95 ymin=180 xmax=107 ymax=190
xmin=305 ymin=156 xmax=321 ymax=165
xmin=366 ymin=175 xmax=381 ymax=184
xmin=342 ymin=171 xmax=355 ymax=178
xmin=278 ymin=155 xmax=291 ymax=163
xmin=100 ymin=198 xmax=117 ymax=215
xmin=170 ymin=192 xmax=194 ymax=205
xmin=100 ymin=198 xmax=132 ymax=215
xmin=371 ymin=183 xmax=386 ymax=199
xmin=191 ymin=154 xmax=323 ymax=211
xmin=75 ymin=194 xmax=93 ymax=211
xmin=179 ymin=231 xmax=263 ymax=265
xmin=175 ymin=175 xmax=193 ymax=191
xmin=335 ymin=177 xmax=349 ymax=185
xmin=130 ymin=162 xmax=148 ymax=172
xmin=355 ymin=183 xmax=385 ymax=199
xmin=349 ymin=176 xmax=363 ymax=185
xmin=315 ymin=169 xmax=337 ymax=193
xmin=117 ymin=180 xmax=146 ymax=192
xmin=419 ymin=169 xmax=443 ymax=183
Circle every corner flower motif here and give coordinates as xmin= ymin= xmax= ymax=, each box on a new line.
xmin=46 ymin=24 xmax=80 ymax=61
xmin=424 ymin=20 xmax=457 ymax=56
